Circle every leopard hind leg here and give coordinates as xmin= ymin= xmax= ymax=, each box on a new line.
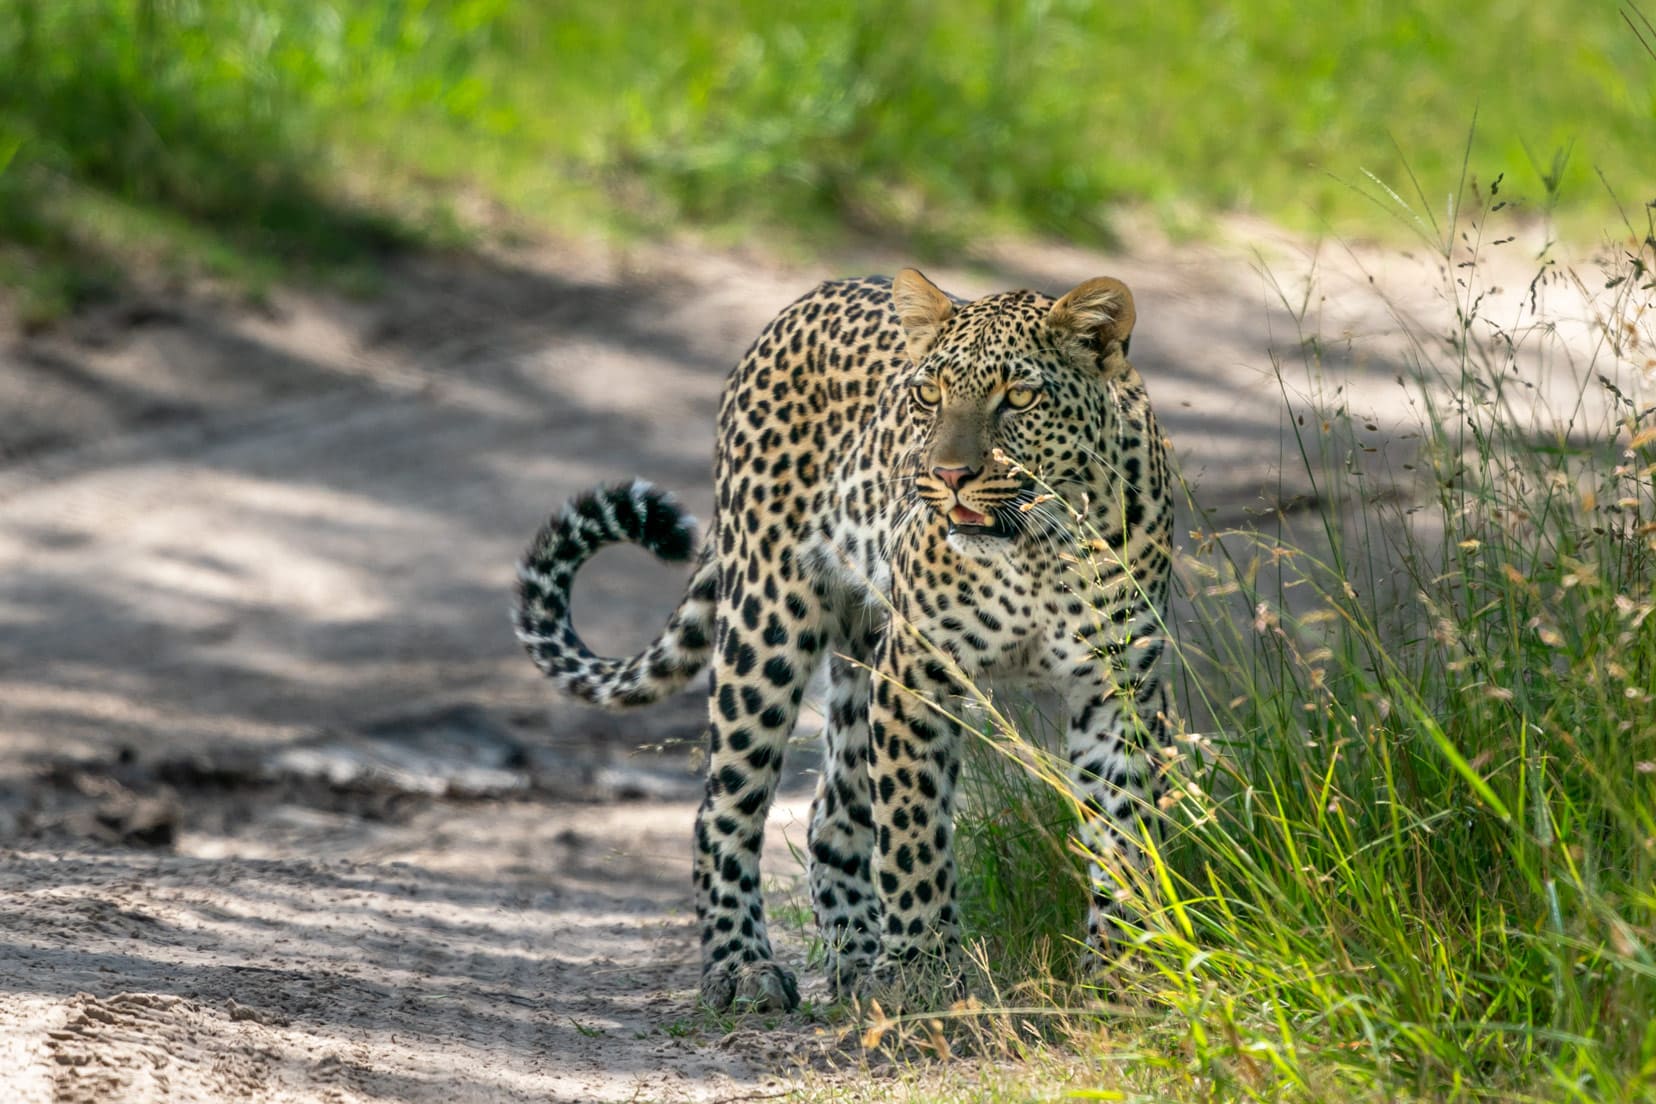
xmin=806 ymin=600 xmax=882 ymax=997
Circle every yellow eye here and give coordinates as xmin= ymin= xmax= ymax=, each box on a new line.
xmin=914 ymin=380 xmax=942 ymax=407
xmin=1004 ymin=386 xmax=1039 ymax=410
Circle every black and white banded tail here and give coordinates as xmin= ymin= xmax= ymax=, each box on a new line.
xmin=515 ymin=480 xmax=717 ymax=708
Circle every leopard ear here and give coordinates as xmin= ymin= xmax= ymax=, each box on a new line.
xmin=1048 ymin=277 xmax=1135 ymax=363
xmin=891 ymin=268 xmax=955 ymax=361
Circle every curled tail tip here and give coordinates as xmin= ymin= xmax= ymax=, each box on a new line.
xmin=574 ymin=480 xmax=698 ymax=560
xmin=625 ymin=480 xmax=698 ymax=563
xmin=519 ymin=481 xmax=698 ymax=574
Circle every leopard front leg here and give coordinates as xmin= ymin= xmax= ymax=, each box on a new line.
xmin=1066 ymin=637 xmax=1169 ymax=956
xmin=862 ymin=633 xmax=967 ymax=1000
xmin=694 ymin=586 xmax=823 ymax=1013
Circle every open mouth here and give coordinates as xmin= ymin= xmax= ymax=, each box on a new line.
xmin=947 ymin=505 xmax=1006 ymax=537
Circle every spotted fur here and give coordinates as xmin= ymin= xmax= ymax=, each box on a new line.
xmin=515 ymin=270 xmax=1174 ymax=1012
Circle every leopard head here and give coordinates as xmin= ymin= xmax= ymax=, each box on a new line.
xmin=891 ymin=267 xmax=1137 ymax=557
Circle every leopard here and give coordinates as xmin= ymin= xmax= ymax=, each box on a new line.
xmin=515 ymin=268 xmax=1174 ymax=1012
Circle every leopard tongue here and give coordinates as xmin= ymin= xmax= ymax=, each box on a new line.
xmin=949 ymin=506 xmax=990 ymax=527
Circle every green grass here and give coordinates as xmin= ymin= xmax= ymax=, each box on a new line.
xmin=0 ymin=0 xmax=477 ymax=320
xmin=2 ymin=2 xmax=1652 ymax=318
xmin=846 ymin=194 xmax=1656 ymax=1102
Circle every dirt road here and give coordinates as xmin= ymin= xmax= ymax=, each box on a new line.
xmin=1 ymin=225 xmax=1630 ymax=1101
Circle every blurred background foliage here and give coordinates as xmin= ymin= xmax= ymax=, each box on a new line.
xmin=0 ymin=0 xmax=1650 ymax=317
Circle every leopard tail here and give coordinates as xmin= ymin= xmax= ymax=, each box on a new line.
xmin=514 ymin=480 xmax=716 ymax=708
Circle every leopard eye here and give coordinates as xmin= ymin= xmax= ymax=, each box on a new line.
xmin=1003 ymin=386 xmax=1040 ymax=410
xmin=913 ymin=380 xmax=942 ymax=408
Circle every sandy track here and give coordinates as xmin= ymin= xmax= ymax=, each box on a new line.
xmin=2 ymin=796 xmax=819 ymax=1102
xmin=1 ymin=226 xmax=1635 ymax=1101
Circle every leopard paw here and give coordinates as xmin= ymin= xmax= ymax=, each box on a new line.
xmin=824 ymin=951 xmax=874 ymax=1002
xmin=855 ymin=951 xmax=966 ymax=1013
xmin=699 ymin=960 xmax=800 ymax=1013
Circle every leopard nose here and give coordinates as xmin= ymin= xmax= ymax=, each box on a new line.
xmin=932 ymin=464 xmax=978 ymax=489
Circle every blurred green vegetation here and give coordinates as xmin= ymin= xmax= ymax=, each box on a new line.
xmin=0 ymin=0 xmax=1651 ymax=317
